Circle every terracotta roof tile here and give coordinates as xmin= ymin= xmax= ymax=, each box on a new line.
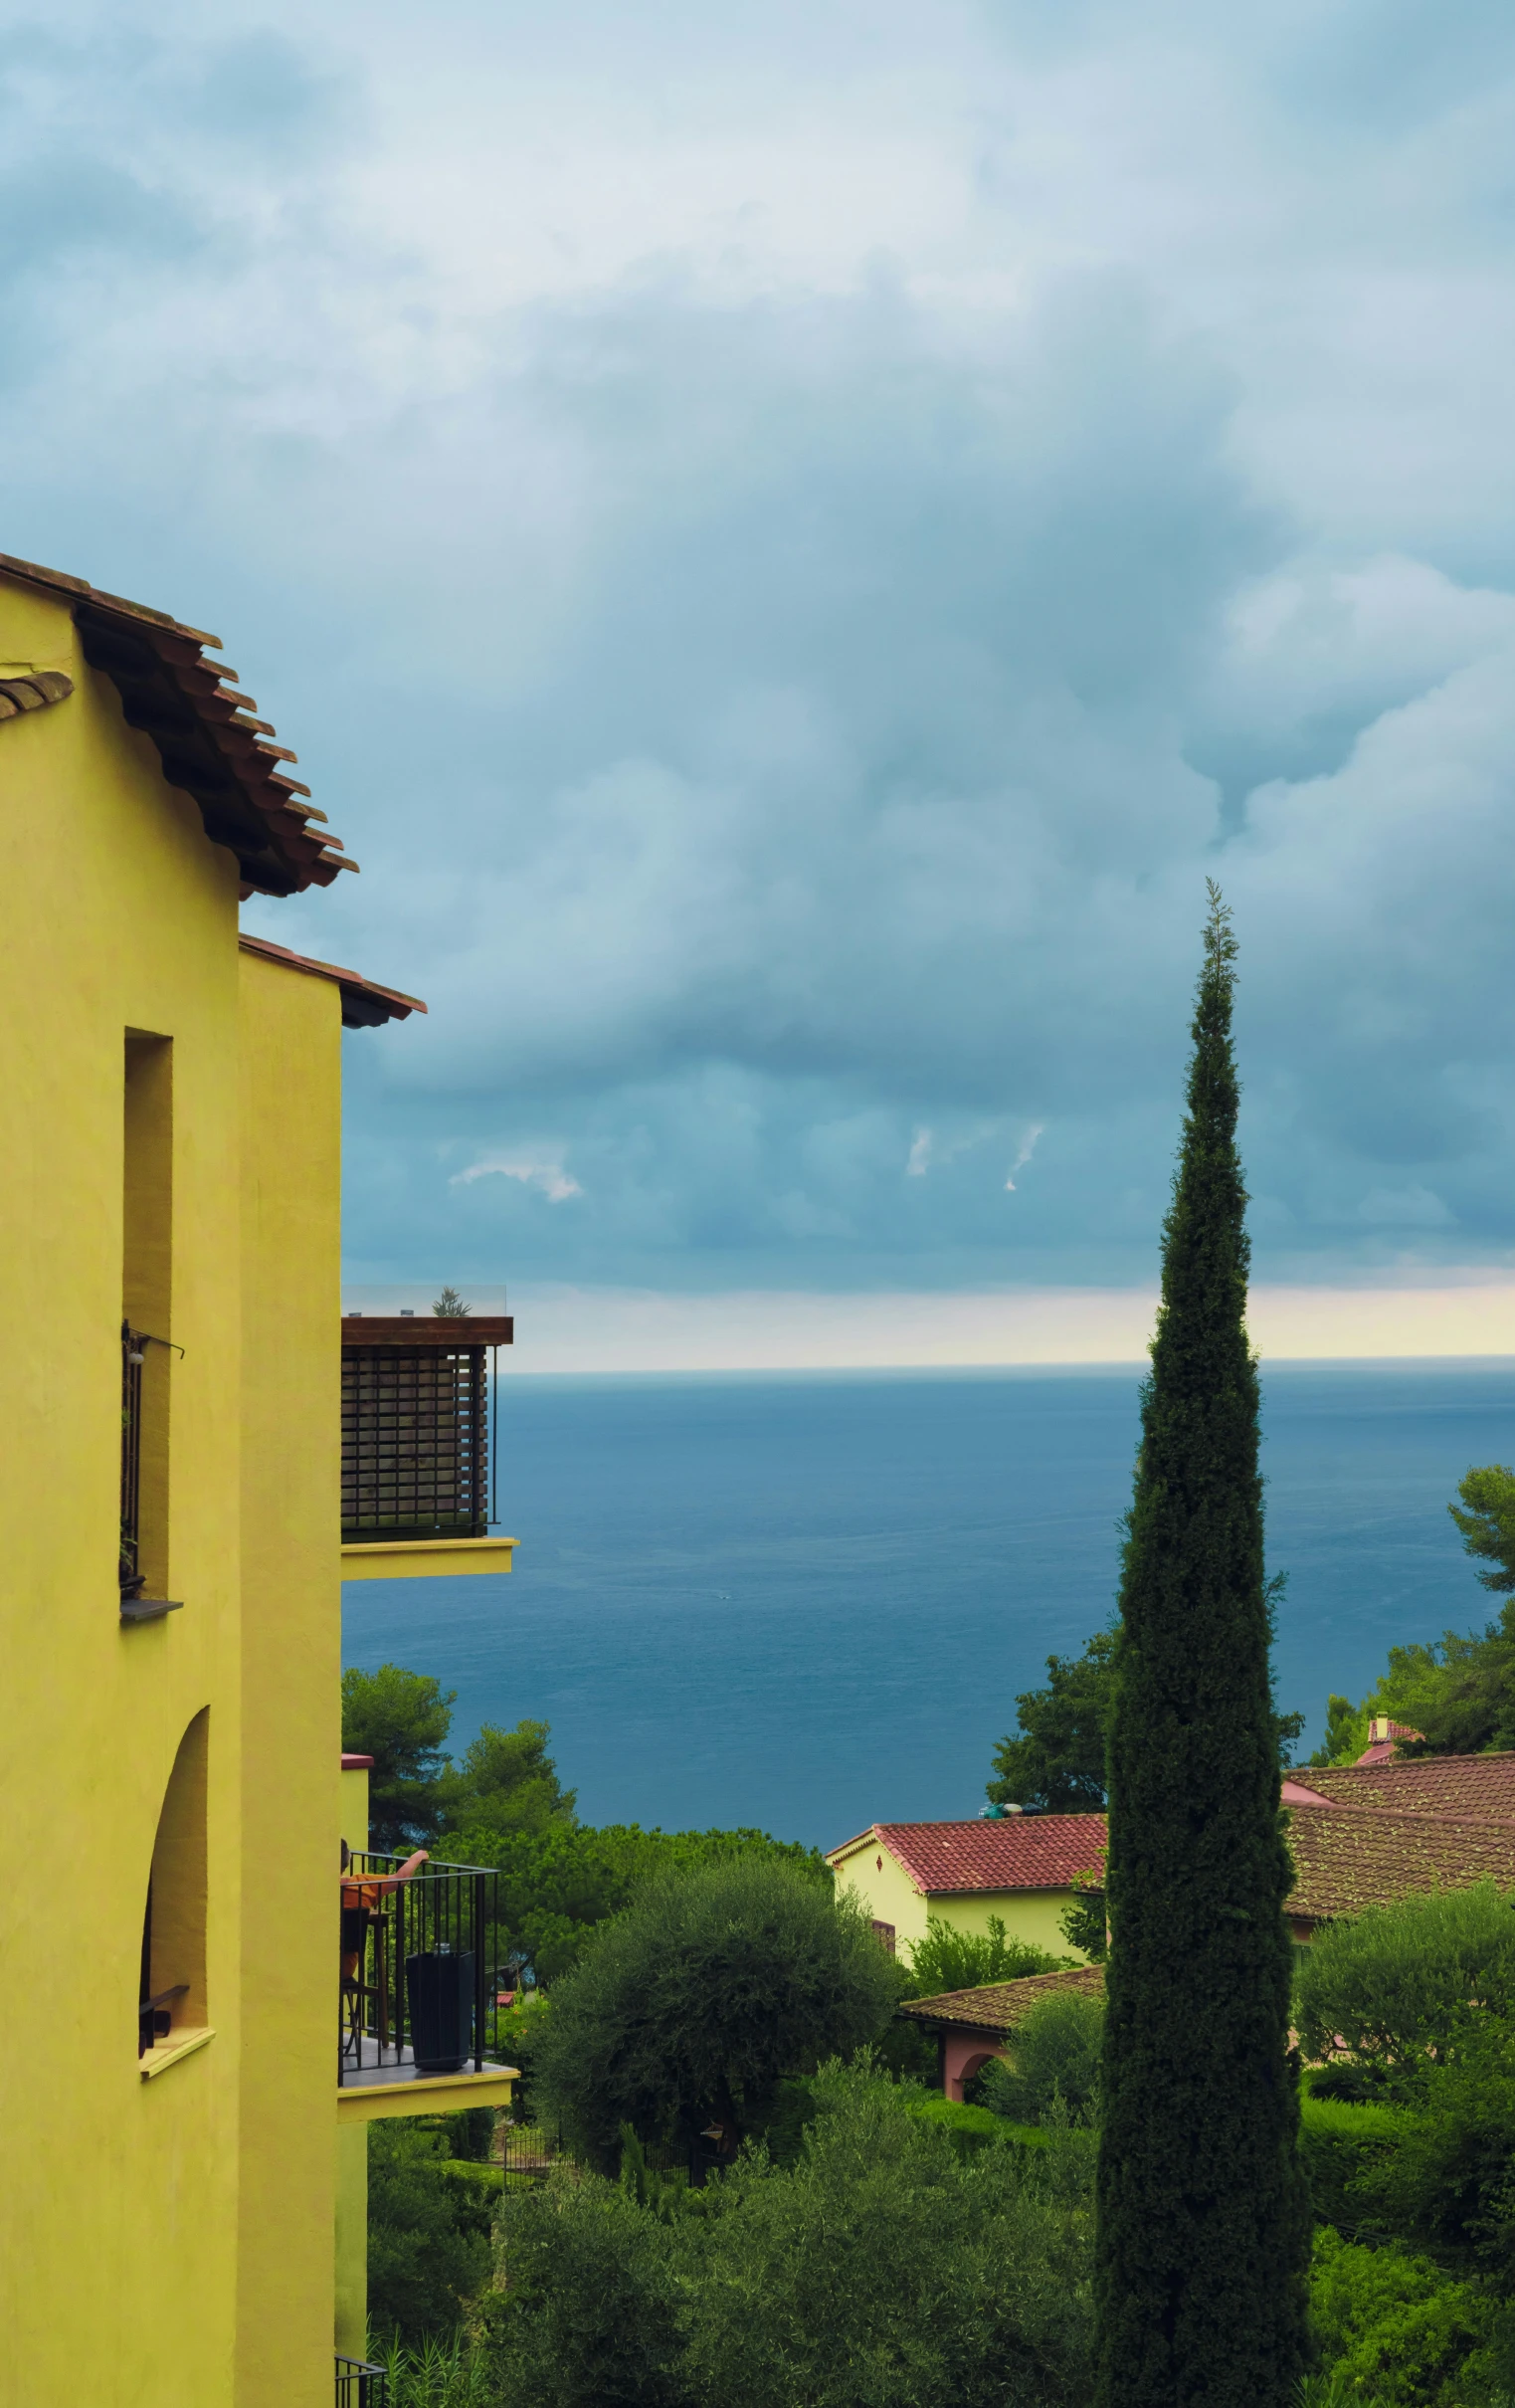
xmin=829 ymin=1817 xmax=1107 ymax=1895
xmin=237 ymin=933 xmax=425 ymax=1029
xmin=0 ymin=551 xmax=352 ymax=899
xmin=1302 ymin=1755 xmax=1515 ymax=1823
xmin=898 ymin=1964 xmax=1105 ymax=2033
xmin=1284 ymin=1802 xmax=1515 ymax=1924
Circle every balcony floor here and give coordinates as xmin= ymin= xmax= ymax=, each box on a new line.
xmin=341 ymin=2037 xmax=509 ymax=2088
xmin=337 ymin=2038 xmax=518 ymax=2123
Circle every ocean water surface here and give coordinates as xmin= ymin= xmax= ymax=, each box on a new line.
xmin=342 ymin=1360 xmax=1515 ymax=1852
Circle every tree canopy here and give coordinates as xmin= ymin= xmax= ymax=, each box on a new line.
xmin=341 ymin=1664 xmax=458 ymax=1850
xmin=987 ymin=1630 xmax=1118 ymax=1811
xmin=437 ymin=1717 xmax=577 ymax=1844
xmin=483 ymin=2062 xmax=1096 ymax=2408
xmin=531 ymin=1854 xmax=899 ymax=2167
xmin=1449 ymin=1466 xmax=1515 ymax=1594
xmin=989 ymin=1616 xmax=1302 ymax=1812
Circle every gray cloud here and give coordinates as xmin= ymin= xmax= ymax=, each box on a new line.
xmin=4 ymin=0 xmax=1515 ymax=1292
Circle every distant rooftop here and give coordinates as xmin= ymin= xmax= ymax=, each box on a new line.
xmin=828 ymin=1817 xmax=1107 ymax=1895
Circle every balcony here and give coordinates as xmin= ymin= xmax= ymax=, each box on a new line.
xmin=338 ymin=1851 xmax=515 ymax=2116
xmin=340 ymin=1314 xmax=513 ymax=1541
xmin=340 ymin=1314 xmax=515 ymax=1581
xmin=335 ymin=2356 xmax=389 ymax=2407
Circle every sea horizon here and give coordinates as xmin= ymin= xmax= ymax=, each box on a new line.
xmin=344 ymin=1356 xmax=1515 ymax=1852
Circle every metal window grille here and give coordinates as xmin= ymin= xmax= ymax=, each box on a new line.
xmin=334 ymin=2356 xmax=390 ymax=2407
xmin=341 ymin=1344 xmax=487 ymax=1540
xmin=120 ymin=1321 xmax=143 ymax=1596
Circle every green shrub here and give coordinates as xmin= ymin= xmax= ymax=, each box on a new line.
xmin=1298 ymin=2097 xmax=1410 ymax=2236
xmin=533 ymin=1856 xmax=899 ymax=2169
xmin=442 ymin=2106 xmax=496 ymax=2162
xmin=376 ymin=2330 xmax=494 ymax=2407
xmin=483 ymin=2163 xmax=688 ymax=2406
xmin=676 ymin=2062 xmax=1094 ymax=2408
xmin=1348 ymin=2024 xmax=1515 ymax=2286
xmin=367 ymin=2122 xmax=493 ymax=2345
xmin=907 ymin=2092 xmax=1046 ymax=2158
xmin=1296 ymin=1884 xmax=1515 ymax=2096
xmin=1309 ymin=2227 xmax=1497 ymax=2406
xmin=486 ymin=2061 xmax=1095 ymax=2407
xmin=978 ymin=1988 xmax=1104 ymax=2126
xmin=903 ymin=1914 xmax=1068 ymax=1997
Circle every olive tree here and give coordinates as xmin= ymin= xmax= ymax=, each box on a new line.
xmin=1296 ymin=1881 xmax=1515 ymax=2095
xmin=532 ymin=1854 xmax=897 ymax=2167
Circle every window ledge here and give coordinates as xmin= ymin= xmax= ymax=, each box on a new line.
xmin=140 ymin=2026 xmax=214 ymax=2080
xmin=120 ymin=1597 xmax=184 ymax=1624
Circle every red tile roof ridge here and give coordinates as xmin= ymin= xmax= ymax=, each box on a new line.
xmin=826 ymin=1826 xmax=881 ymax=1863
xmin=862 ymin=1815 xmax=1108 ymax=1896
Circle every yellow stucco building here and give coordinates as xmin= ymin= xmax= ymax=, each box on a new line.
xmin=0 ymin=551 xmax=514 ymax=2407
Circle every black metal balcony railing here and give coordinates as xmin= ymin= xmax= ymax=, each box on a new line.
xmin=335 ymin=2356 xmax=390 ymax=2407
xmin=120 ymin=1322 xmax=144 ymax=1598
xmin=339 ymin=1853 xmax=502 ymax=2087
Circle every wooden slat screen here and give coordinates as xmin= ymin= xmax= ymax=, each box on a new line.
xmin=341 ymin=1343 xmax=488 ymax=1540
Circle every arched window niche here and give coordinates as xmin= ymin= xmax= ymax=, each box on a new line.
xmin=138 ymin=1707 xmax=210 ymax=2067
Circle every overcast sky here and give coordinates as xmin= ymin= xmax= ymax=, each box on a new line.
xmin=10 ymin=0 xmax=1515 ymax=1335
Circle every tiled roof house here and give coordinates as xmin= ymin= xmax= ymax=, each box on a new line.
xmin=825 ymin=1817 xmax=1108 ymax=1965
xmin=831 ymin=1767 xmax=1515 ymax=1970
xmin=890 ymin=1782 xmax=1515 ymax=2098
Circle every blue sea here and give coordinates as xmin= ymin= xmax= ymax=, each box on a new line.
xmin=342 ymin=1361 xmax=1515 ymax=1853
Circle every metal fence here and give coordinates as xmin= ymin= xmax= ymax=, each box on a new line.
xmin=334 ymin=2356 xmax=389 ymax=2407
xmin=498 ymin=2118 xmax=566 ymax=2180
xmin=339 ymin=1854 xmax=501 ymax=2086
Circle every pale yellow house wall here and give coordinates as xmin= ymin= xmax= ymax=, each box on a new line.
xmin=236 ymin=947 xmax=344 ymax=2407
xmin=831 ymin=1842 xmax=932 ymax=1955
xmin=829 ymin=1835 xmax=1091 ymax=1968
xmin=0 ymin=576 xmax=246 ymax=2404
xmin=924 ymin=1887 xmax=1086 ymax=1962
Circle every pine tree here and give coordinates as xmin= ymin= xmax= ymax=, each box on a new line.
xmin=1094 ymin=887 xmax=1309 ymax=2408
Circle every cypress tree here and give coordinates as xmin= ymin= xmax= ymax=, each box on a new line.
xmin=1094 ymin=886 xmax=1309 ymax=2408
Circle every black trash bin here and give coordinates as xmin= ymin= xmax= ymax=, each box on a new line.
xmin=406 ymin=1947 xmax=474 ymax=2073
